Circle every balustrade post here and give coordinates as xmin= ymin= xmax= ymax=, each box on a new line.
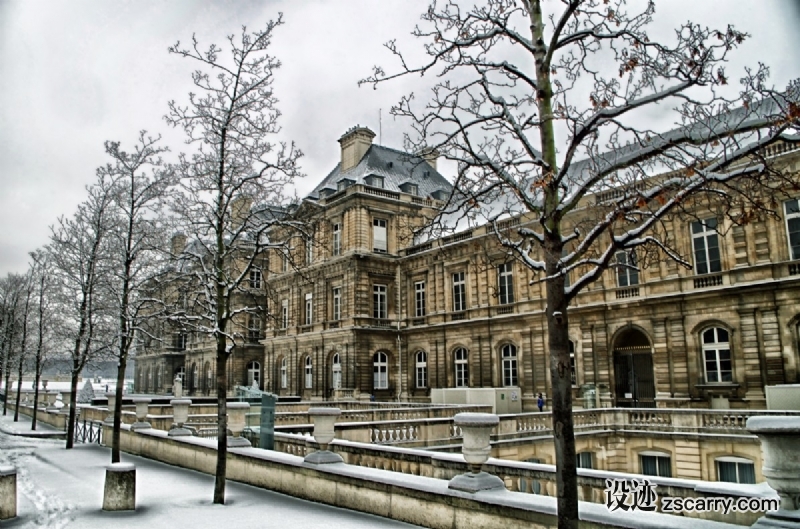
xmin=747 ymin=416 xmax=800 ymax=529
xmin=448 ymin=413 xmax=505 ymax=493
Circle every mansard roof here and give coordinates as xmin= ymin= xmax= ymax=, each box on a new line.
xmin=306 ymin=144 xmax=453 ymax=201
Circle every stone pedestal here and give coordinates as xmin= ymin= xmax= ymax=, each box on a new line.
xmin=448 ymin=412 xmax=504 ymax=493
xmin=104 ymin=392 xmax=116 ymax=424
xmin=168 ymin=399 xmax=192 ymax=436
xmin=130 ymin=398 xmax=152 ymax=431
xmin=0 ymin=466 xmax=16 ymax=520
xmin=103 ymin=463 xmax=135 ymax=511
xmin=304 ymin=407 xmax=343 ymax=464
xmin=748 ymin=416 xmax=800 ymax=529
xmin=227 ymin=402 xmax=252 ymax=448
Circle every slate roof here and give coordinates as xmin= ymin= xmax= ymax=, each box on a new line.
xmin=306 ymin=144 xmax=453 ymax=200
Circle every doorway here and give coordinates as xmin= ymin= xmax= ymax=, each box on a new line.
xmin=612 ymin=328 xmax=656 ymax=408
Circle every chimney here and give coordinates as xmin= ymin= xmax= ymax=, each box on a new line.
xmin=231 ymin=196 xmax=253 ymax=229
xmin=338 ymin=125 xmax=376 ymax=172
xmin=417 ymin=147 xmax=439 ymax=171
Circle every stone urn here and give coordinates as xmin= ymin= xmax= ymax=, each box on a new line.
xmin=304 ymin=407 xmax=343 ymax=464
xmin=168 ymin=399 xmax=192 ymax=437
xmin=45 ymin=392 xmax=59 ymax=413
xmin=226 ymin=402 xmax=251 ymax=448
xmin=130 ymin=398 xmax=152 ymax=431
xmin=747 ymin=416 xmax=800 ymax=516
xmin=448 ymin=412 xmax=505 ymax=493
xmin=104 ymin=392 xmax=117 ymax=424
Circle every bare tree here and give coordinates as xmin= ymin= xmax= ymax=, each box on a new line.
xmin=100 ymin=132 xmax=173 ymax=463
xmin=29 ymin=249 xmax=54 ymax=431
xmin=0 ymin=275 xmax=23 ymax=416
xmin=50 ymin=177 xmax=115 ymax=449
xmin=164 ymin=19 xmax=303 ymax=504
xmin=363 ymin=1 xmax=800 ymax=526
xmin=12 ymin=272 xmax=33 ymax=422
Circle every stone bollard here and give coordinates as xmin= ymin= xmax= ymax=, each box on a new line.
xmin=168 ymin=399 xmax=192 ymax=436
xmin=304 ymin=407 xmax=343 ymax=464
xmin=0 ymin=466 xmax=17 ymax=520
xmin=103 ymin=463 xmax=136 ymax=511
xmin=448 ymin=412 xmax=505 ymax=493
xmin=747 ymin=416 xmax=800 ymax=529
xmin=227 ymin=402 xmax=252 ymax=448
xmin=104 ymin=392 xmax=116 ymax=424
xmin=130 ymin=398 xmax=152 ymax=431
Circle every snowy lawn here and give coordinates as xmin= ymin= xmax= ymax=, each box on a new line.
xmin=0 ymin=415 xmax=423 ymax=529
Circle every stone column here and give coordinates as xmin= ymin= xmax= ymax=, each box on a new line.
xmin=103 ymin=463 xmax=135 ymax=511
xmin=0 ymin=466 xmax=16 ymax=520
xmin=448 ymin=413 xmax=504 ymax=493
xmin=748 ymin=416 xmax=800 ymax=529
xmin=304 ymin=407 xmax=343 ymax=464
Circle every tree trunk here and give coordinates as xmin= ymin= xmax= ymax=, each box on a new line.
xmin=65 ymin=365 xmax=80 ymax=449
xmin=112 ymin=355 xmax=128 ymax=462
xmin=213 ymin=336 xmax=228 ymax=504
xmin=2 ymin=368 xmax=11 ymax=416
xmin=13 ymin=354 xmax=23 ymax=422
xmin=31 ymin=367 xmax=40 ymax=430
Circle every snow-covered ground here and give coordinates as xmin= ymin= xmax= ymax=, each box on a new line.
xmin=0 ymin=415 xmax=422 ymax=529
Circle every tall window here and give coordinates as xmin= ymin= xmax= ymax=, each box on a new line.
xmin=501 ymin=344 xmax=518 ymax=386
xmin=373 ymin=352 xmax=388 ymax=389
xmin=332 ymin=287 xmax=342 ymax=321
xmin=373 ymin=218 xmax=387 ymax=253
xmin=281 ymin=299 xmax=288 ymax=329
xmin=615 ymin=250 xmax=639 ymax=287
xmin=247 ymin=314 xmax=261 ymax=341
xmin=247 ymin=361 xmax=260 ymax=388
xmin=640 ymin=453 xmax=672 ymax=477
xmin=280 ymin=357 xmax=287 ymax=389
xmin=454 ymin=347 xmax=469 ymax=388
xmin=498 ymin=263 xmax=514 ymax=304
xmin=281 ymin=251 xmax=289 ymax=273
xmin=306 ymin=236 xmax=314 ymax=264
xmin=305 ymin=293 xmax=313 ymax=325
xmin=452 ymin=272 xmax=466 ymax=312
xmin=569 ymin=340 xmax=576 ymax=385
xmin=332 ymin=222 xmax=341 ymax=256
xmin=415 ymin=351 xmax=428 ymax=389
xmin=717 ymin=457 xmax=756 ymax=484
xmin=414 ymin=281 xmax=426 ymax=318
xmin=373 ymin=284 xmax=387 ymax=319
xmin=304 ymin=356 xmax=313 ymax=389
xmin=785 ymin=198 xmax=800 ymax=260
xmin=576 ymin=452 xmax=594 ymax=469
xmin=692 ymin=218 xmax=721 ymax=274
xmin=332 ymin=353 xmax=342 ymax=390
xmin=249 ymin=269 xmax=262 ymax=289
xmin=703 ymin=327 xmax=732 ymax=382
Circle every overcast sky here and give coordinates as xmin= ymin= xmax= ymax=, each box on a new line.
xmin=1 ymin=0 xmax=799 ymax=276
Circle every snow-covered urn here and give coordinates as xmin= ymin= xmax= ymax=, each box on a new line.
xmin=45 ymin=392 xmax=59 ymax=413
xmin=304 ymin=407 xmax=343 ymax=464
xmin=104 ymin=392 xmax=116 ymax=424
xmin=448 ymin=413 xmax=505 ymax=493
xmin=747 ymin=416 xmax=800 ymax=512
xmin=226 ymin=402 xmax=251 ymax=448
xmin=59 ymin=391 xmax=72 ymax=411
xmin=130 ymin=398 xmax=152 ymax=431
xmin=168 ymin=399 xmax=192 ymax=437
xmin=0 ymin=466 xmax=16 ymax=520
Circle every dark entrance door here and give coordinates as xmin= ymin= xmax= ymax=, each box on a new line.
xmin=613 ymin=349 xmax=655 ymax=407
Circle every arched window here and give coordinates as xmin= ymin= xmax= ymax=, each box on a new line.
xmin=415 ymin=351 xmax=427 ymax=389
xmin=332 ymin=353 xmax=342 ymax=390
xmin=280 ymin=357 xmax=287 ymax=389
xmin=716 ymin=456 xmax=756 ymax=484
xmin=703 ymin=327 xmax=732 ymax=382
xmin=454 ymin=348 xmax=469 ymax=388
xmin=247 ymin=361 xmax=261 ymax=388
xmin=304 ymin=356 xmax=313 ymax=389
xmin=373 ymin=352 xmax=388 ymax=389
xmin=501 ymin=344 xmax=518 ymax=387
xmin=175 ymin=366 xmax=185 ymax=384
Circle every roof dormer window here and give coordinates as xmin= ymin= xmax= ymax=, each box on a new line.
xmin=337 ymin=179 xmax=354 ymax=192
xmin=399 ymin=182 xmax=419 ymax=196
xmin=365 ymin=175 xmax=384 ymax=189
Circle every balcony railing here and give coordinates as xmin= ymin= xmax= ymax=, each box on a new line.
xmin=693 ymin=273 xmax=723 ymax=288
xmin=790 ymin=262 xmax=800 ymax=276
xmin=615 ymin=286 xmax=640 ymax=299
xmin=451 ymin=312 xmax=467 ymax=321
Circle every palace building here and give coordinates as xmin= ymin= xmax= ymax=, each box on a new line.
xmin=134 ymin=125 xmax=800 ymax=412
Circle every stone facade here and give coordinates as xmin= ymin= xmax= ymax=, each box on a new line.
xmin=134 ymin=126 xmax=800 ymax=414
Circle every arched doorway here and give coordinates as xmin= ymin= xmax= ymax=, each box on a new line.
xmin=612 ymin=328 xmax=656 ymax=408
